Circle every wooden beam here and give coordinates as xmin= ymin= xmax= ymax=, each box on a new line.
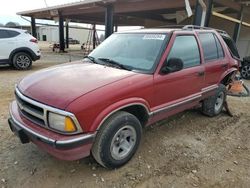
xmin=66 ymin=15 xmax=146 ymax=26
xmin=214 ymin=0 xmax=241 ymax=11
xmin=62 ymin=6 xmax=104 ymax=15
xmin=123 ymin=12 xmax=167 ymax=22
xmin=114 ymin=0 xmax=196 ymax=14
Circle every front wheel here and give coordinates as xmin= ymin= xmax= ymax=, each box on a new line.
xmin=91 ymin=111 xmax=142 ymax=169
xmin=202 ymin=84 xmax=226 ymax=117
xmin=12 ymin=52 xmax=32 ymax=70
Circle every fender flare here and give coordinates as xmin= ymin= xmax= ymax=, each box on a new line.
xmin=90 ymin=98 xmax=151 ymax=132
xmin=9 ymin=47 xmax=37 ymax=62
xmin=219 ymin=67 xmax=238 ymax=84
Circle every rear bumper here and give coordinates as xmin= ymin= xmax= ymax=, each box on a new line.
xmin=9 ymin=101 xmax=96 ymax=160
xmin=33 ymin=54 xmax=41 ymax=61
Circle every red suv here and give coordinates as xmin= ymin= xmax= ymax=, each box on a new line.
xmin=8 ymin=26 xmax=239 ymax=169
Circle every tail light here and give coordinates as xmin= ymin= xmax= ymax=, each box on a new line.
xmin=30 ymin=38 xmax=38 ymax=43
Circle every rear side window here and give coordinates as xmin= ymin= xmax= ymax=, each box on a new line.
xmin=167 ymin=35 xmax=201 ymax=68
xmin=198 ymin=33 xmax=224 ymax=62
xmin=7 ymin=30 xmax=20 ymax=38
xmin=214 ymin=35 xmax=224 ymax=58
xmin=0 ymin=30 xmax=10 ymax=39
xmin=0 ymin=30 xmax=20 ymax=38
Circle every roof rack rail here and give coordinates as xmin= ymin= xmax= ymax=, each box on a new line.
xmin=155 ymin=25 xmax=185 ymax=29
xmin=183 ymin=25 xmax=229 ymax=36
xmin=215 ymin=29 xmax=228 ymax=36
xmin=153 ymin=24 xmax=230 ymax=37
xmin=182 ymin=25 xmax=212 ymax=30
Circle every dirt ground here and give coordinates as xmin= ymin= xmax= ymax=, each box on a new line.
xmin=0 ymin=51 xmax=250 ymax=188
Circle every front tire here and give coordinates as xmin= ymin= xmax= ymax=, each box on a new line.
xmin=91 ymin=111 xmax=142 ymax=169
xmin=202 ymin=84 xmax=226 ymax=117
xmin=12 ymin=52 xmax=32 ymax=70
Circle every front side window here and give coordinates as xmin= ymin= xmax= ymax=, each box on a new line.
xmin=167 ymin=35 xmax=201 ymax=68
xmin=89 ymin=33 xmax=168 ymax=73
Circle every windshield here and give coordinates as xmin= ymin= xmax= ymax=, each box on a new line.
xmin=89 ymin=33 xmax=168 ymax=73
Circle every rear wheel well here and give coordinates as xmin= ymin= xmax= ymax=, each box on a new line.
xmin=221 ymin=71 xmax=237 ymax=86
xmin=121 ymin=105 xmax=149 ymax=127
xmin=10 ymin=50 xmax=33 ymax=63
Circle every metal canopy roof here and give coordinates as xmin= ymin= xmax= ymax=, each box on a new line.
xmin=17 ymin=0 xmax=250 ymax=26
xmin=17 ymin=0 xmax=197 ymax=25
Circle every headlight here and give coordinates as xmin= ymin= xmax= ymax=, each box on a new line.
xmin=48 ymin=112 xmax=77 ymax=133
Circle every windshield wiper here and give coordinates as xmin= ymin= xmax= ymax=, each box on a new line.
xmin=98 ymin=58 xmax=132 ymax=71
xmin=83 ymin=56 xmax=98 ymax=64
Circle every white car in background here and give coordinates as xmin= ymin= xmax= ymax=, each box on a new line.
xmin=0 ymin=27 xmax=41 ymax=70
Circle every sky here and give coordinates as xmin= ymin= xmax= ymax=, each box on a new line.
xmin=0 ymin=0 xmax=83 ymax=25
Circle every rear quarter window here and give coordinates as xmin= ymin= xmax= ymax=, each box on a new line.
xmin=222 ymin=36 xmax=240 ymax=59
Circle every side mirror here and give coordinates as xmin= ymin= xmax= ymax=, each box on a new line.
xmin=161 ymin=58 xmax=184 ymax=74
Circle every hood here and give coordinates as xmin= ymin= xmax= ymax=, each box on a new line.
xmin=18 ymin=61 xmax=136 ymax=109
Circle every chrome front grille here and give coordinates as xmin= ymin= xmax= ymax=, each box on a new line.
xmin=15 ymin=90 xmax=46 ymax=126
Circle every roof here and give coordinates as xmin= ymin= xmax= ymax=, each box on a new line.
xmin=117 ymin=28 xmax=181 ymax=34
xmin=17 ymin=0 xmax=250 ymax=26
xmin=17 ymin=0 xmax=197 ymax=26
xmin=17 ymin=0 xmax=105 ymax=15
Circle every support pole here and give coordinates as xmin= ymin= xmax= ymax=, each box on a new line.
xmin=66 ymin=23 xmax=69 ymax=49
xmin=59 ymin=13 xmax=65 ymax=52
xmin=93 ymin=24 xmax=96 ymax=49
xmin=31 ymin=17 xmax=37 ymax=38
xmin=193 ymin=0 xmax=207 ymax=26
xmin=233 ymin=5 xmax=243 ymax=43
xmin=105 ymin=4 xmax=114 ymax=39
xmin=115 ymin=24 xmax=118 ymax=32
xmin=204 ymin=0 xmax=213 ymax=27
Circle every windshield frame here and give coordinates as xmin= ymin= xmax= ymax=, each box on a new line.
xmin=88 ymin=32 xmax=171 ymax=75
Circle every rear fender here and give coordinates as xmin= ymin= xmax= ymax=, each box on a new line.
xmin=219 ymin=67 xmax=238 ymax=85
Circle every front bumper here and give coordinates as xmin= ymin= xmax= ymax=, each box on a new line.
xmin=9 ymin=101 xmax=96 ymax=160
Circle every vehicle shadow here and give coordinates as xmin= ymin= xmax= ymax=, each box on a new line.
xmin=0 ymin=65 xmax=12 ymax=71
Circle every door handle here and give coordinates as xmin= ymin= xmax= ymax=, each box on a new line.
xmin=197 ymin=71 xmax=205 ymax=77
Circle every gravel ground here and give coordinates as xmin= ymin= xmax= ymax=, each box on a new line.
xmin=0 ymin=51 xmax=250 ymax=188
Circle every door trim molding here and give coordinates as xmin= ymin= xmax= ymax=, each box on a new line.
xmin=151 ymin=84 xmax=218 ymax=116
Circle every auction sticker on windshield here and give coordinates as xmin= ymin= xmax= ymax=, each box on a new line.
xmin=143 ymin=34 xmax=165 ymax=40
